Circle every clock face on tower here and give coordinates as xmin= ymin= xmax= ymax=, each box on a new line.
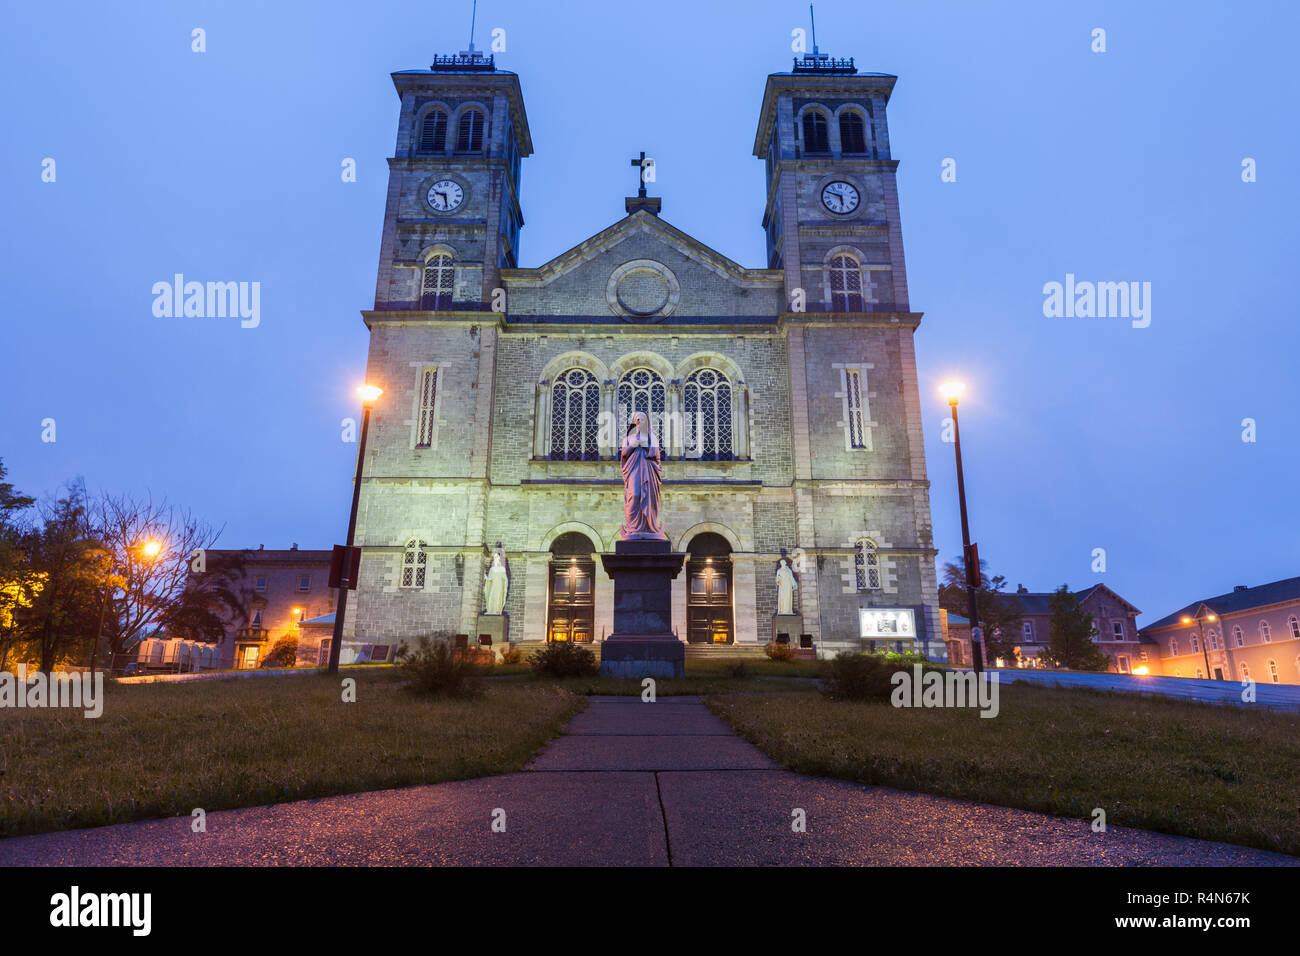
xmin=426 ymin=179 xmax=465 ymax=212
xmin=821 ymin=180 xmax=860 ymax=215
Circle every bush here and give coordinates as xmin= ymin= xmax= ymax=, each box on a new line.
xmin=260 ymin=634 xmax=298 ymax=668
xmin=820 ymin=651 xmax=939 ymax=702
xmin=397 ymin=633 xmax=481 ymax=697
xmin=763 ymin=641 xmax=795 ymax=662
xmin=529 ymin=641 xmax=598 ymax=678
xmin=499 ymin=644 xmax=523 ymax=665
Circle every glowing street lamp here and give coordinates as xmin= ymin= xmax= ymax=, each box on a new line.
xmin=327 ymin=384 xmax=384 ymax=674
xmin=940 ymin=380 xmax=983 ymax=674
xmin=140 ymin=539 xmax=163 ymax=560
xmin=1181 ymin=610 xmax=1219 ymax=680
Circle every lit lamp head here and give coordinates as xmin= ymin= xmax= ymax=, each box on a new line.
xmin=1181 ymin=616 xmax=1192 ymax=624
xmin=357 ymin=384 xmax=383 ymax=407
xmin=939 ymin=381 xmax=965 ymax=406
xmin=140 ymin=540 xmax=162 ymax=560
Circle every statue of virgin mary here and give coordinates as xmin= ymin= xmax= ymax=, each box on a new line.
xmin=618 ymin=411 xmax=668 ymax=540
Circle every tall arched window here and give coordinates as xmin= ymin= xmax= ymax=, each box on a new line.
xmin=802 ymin=110 xmax=829 ymax=153
xmin=1267 ymin=659 xmax=1279 ymax=683
xmin=419 ymin=110 xmax=448 ymax=153
xmin=1170 ymin=637 xmax=1179 ymax=657
xmin=1233 ymin=625 xmax=1244 ymax=647
xmin=1290 ymin=616 xmax=1300 ymax=639
xmin=839 ymin=112 xmax=866 ymax=154
xmin=550 ymin=368 xmax=601 ymax=461
xmin=1260 ymin=619 xmax=1272 ymax=642
xmin=401 ymin=539 xmax=427 ymax=589
xmin=682 ymin=368 xmax=733 ymax=461
xmin=617 ymin=368 xmax=666 ymax=450
xmin=456 ymin=109 xmax=484 ymax=152
xmin=828 ymin=254 xmax=865 ymax=312
xmin=1191 ymin=635 xmax=1200 ymax=654
xmin=1207 ymin=630 xmax=1219 ymax=650
xmin=1239 ymin=661 xmax=1250 ymax=680
xmin=421 ymin=252 xmax=454 ymax=310
xmin=855 ymin=538 xmax=881 ymax=591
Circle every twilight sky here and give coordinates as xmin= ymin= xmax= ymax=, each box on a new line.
xmin=1 ymin=0 xmax=1296 ymax=626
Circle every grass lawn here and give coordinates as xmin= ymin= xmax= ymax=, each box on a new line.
xmin=0 ymin=669 xmax=583 ymax=838
xmin=485 ymin=657 xmax=821 ymax=695
xmin=707 ymin=683 xmax=1300 ymax=856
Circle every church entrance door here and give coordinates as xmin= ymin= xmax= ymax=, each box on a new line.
xmin=547 ymin=532 xmax=596 ymax=643
xmin=685 ymin=533 xmax=733 ymax=644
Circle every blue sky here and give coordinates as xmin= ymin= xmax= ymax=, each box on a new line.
xmin=1 ymin=1 xmax=1296 ymax=625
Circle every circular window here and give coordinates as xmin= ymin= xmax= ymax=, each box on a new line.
xmin=606 ymin=260 xmax=680 ymax=321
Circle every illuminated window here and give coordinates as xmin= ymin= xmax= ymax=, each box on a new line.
xmin=1267 ymin=659 xmax=1279 ymax=683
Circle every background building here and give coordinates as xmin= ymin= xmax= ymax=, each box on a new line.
xmin=1140 ymin=576 xmax=1300 ymax=684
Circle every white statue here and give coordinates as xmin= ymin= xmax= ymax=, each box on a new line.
xmin=776 ymin=558 xmax=798 ymax=615
xmin=483 ymin=550 xmax=509 ymax=615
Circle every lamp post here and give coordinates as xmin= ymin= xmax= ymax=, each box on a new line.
xmin=940 ymin=382 xmax=983 ymax=674
xmin=327 ymin=384 xmax=383 ymax=675
xmin=1181 ymin=609 xmax=1218 ymax=680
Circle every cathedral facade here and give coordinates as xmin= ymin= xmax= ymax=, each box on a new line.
xmin=347 ymin=48 xmax=945 ymax=660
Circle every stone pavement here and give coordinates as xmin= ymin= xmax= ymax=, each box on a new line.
xmin=1 ymin=696 xmax=1294 ymax=866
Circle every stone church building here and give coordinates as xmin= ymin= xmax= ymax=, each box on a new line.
xmin=347 ymin=46 xmax=945 ymax=660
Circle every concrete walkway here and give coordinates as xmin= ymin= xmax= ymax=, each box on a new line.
xmin=1 ymin=696 xmax=1294 ymax=866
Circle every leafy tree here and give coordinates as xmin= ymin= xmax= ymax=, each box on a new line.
xmin=939 ymin=558 xmax=1024 ymax=666
xmin=1042 ymin=585 xmax=1109 ymax=671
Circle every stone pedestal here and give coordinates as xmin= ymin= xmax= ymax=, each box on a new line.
xmin=599 ymin=539 xmax=686 ymax=678
xmin=475 ymin=613 xmax=509 ymax=647
xmin=772 ymin=613 xmax=803 ymax=645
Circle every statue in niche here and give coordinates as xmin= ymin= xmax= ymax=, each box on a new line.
xmin=483 ymin=548 xmax=509 ymax=614
xmin=776 ymin=558 xmax=799 ymax=615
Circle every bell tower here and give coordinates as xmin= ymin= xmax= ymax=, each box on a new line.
xmin=753 ymin=44 xmax=943 ymax=660
xmin=372 ymin=46 xmax=532 ymax=312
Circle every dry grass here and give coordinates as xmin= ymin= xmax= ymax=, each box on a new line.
xmin=0 ymin=669 xmax=583 ymax=838
xmin=708 ymin=683 xmax=1300 ymax=856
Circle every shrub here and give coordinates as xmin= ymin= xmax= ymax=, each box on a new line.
xmin=499 ymin=644 xmax=523 ymax=665
xmin=529 ymin=641 xmax=598 ymax=678
xmin=820 ymin=651 xmax=939 ymax=702
xmin=397 ymin=633 xmax=481 ymax=697
xmin=260 ymin=634 xmax=298 ymax=668
xmin=763 ymin=641 xmax=795 ymax=662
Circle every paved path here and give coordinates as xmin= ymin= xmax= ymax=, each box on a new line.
xmin=1 ymin=696 xmax=1294 ymax=866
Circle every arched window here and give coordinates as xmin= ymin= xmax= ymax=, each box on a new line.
xmin=828 ymin=254 xmax=865 ymax=312
xmin=839 ymin=111 xmax=866 ymax=154
xmin=682 ymin=368 xmax=733 ymax=461
xmin=401 ymin=539 xmax=427 ymax=589
xmin=1190 ymin=635 xmax=1200 ymax=654
xmin=550 ymin=368 xmax=601 ymax=461
xmin=419 ymin=110 xmax=448 ymax=153
xmin=456 ymin=109 xmax=485 ymax=152
xmin=1290 ymin=616 xmax=1300 ymax=639
xmin=1239 ymin=661 xmax=1250 ymax=680
xmin=1233 ymin=625 xmax=1244 ymax=647
xmin=1207 ymin=630 xmax=1219 ymax=650
xmin=1170 ymin=637 xmax=1178 ymax=657
xmin=855 ymin=538 xmax=881 ymax=591
xmin=1260 ymin=619 xmax=1272 ymax=642
xmin=1267 ymin=659 xmax=1279 ymax=683
xmin=802 ymin=110 xmax=829 ymax=153
xmin=421 ymin=252 xmax=454 ymax=310
xmin=616 ymin=367 xmax=667 ymax=450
